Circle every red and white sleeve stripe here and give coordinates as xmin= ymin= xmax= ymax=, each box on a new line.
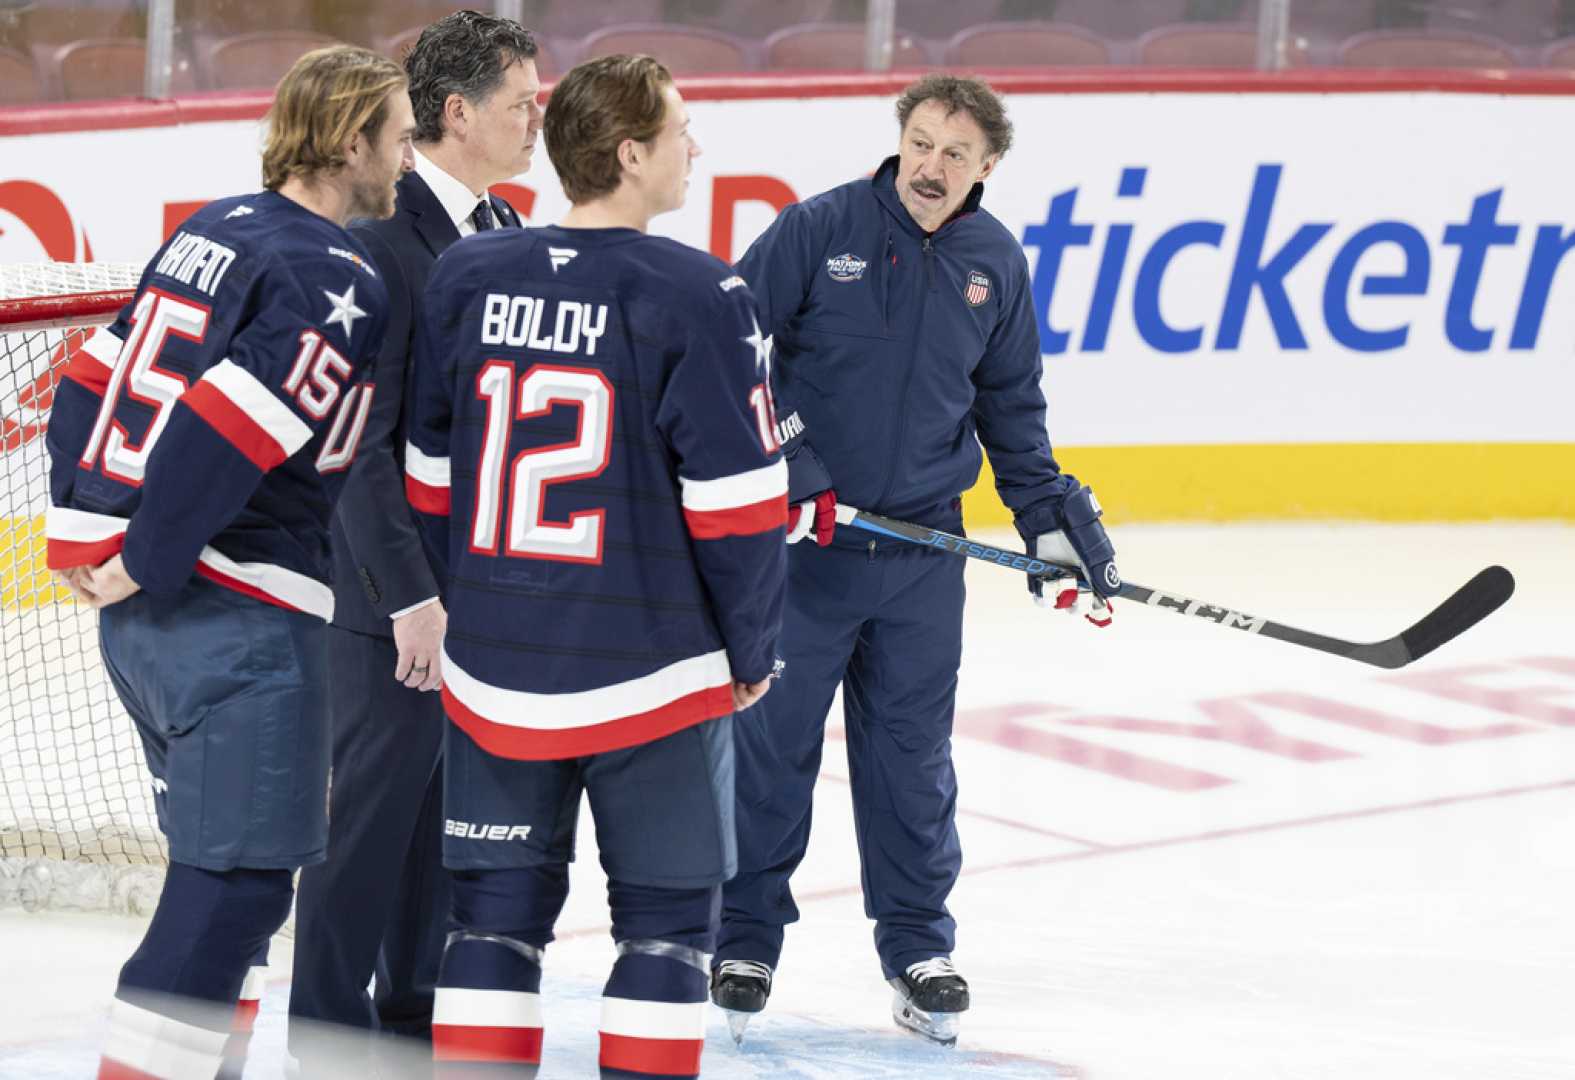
xmin=45 ymin=505 xmax=128 ymax=569
xmin=181 ymin=358 xmax=312 ymax=472
xmin=405 ymin=441 xmax=452 ymax=515
xmin=59 ymin=326 xmax=123 ymax=396
xmin=678 ymin=458 xmax=787 ymax=540
xmin=598 ymin=995 xmax=707 ymax=1078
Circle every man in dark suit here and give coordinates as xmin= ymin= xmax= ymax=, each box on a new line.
xmin=288 ymin=10 xmax=542 ymax=1071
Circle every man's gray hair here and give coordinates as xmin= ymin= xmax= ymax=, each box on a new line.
xmin=404 ymin=9 xmax=537 ymax=144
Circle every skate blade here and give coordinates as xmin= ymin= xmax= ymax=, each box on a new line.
xmin=891 ymin=992 xmax=960 ymax=1047
xmin=724 ymin=1009 xmax=753 ymax=1047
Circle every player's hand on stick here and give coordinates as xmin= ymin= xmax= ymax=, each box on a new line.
xmin=1025 ymin=484 xmax=1119 ymax=629
xmin=78 ymin=555 xmax=141 ymax=608
xmin=732 ymin=677 xmax=772 ymax=711
xmin=393 ymin=600 xmax=446 ymax=692
xmin=786 ymin=488 xmax=837 ymax=546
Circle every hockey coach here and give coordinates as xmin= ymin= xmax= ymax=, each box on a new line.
xmin=710 ymin=74 xmax=1122 ymax=1046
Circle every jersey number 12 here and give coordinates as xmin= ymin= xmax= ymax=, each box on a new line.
xmin=471 ymin=361 xmax=615 ymax=564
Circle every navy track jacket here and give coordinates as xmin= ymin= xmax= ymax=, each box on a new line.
xmin=739 ymin=155 xmax=1074 ymax=544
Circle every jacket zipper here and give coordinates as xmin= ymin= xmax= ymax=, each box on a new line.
xmin=873 ymin=234 xmax=932 ymax=512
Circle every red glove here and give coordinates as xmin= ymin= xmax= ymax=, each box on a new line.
xmin=786 ymin=489 xmax=837 ymax=546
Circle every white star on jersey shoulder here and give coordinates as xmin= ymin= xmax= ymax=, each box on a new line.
xmin=742 ymin=314 xmax=772 ymax=378
xmin=322 ymin=283 xmax=367 ymax=341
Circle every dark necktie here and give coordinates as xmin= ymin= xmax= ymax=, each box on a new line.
xmin=470 ymin=199 xmax=496 ymax=233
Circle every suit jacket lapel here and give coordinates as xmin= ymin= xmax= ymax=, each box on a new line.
xmin=400 ymin=171 xmax=462 ymax=256
xmin=488 ymin=192 xmax=523 ymax=229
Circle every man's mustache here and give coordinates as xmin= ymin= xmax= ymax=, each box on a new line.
xmin=910 ymin=179 xmax=946 ymax=198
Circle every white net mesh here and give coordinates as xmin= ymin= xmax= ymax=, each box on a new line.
xmin=0 ymin=262 xmax=166 ymax=914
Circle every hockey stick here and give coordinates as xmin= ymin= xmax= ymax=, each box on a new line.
xmin=832 ymin=503 xmax=1514 ymax=670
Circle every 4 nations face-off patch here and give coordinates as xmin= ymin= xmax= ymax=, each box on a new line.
xmin=964 ymin=270 xmax=990 ymax=306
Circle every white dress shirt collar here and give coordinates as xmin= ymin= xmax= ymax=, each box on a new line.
xmin=413 ymin=147 xmax=489 ymax=237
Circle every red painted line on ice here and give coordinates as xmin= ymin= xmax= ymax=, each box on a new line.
xmin=555 ymin=778 xmax=1574 ymax=941
xmin=816 ymin=771 xmax=1107 ymax=849
xmin=796 ymin=777 xmax=1575 ymax=907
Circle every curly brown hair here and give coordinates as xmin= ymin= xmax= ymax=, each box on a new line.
xmin=895 ymin=74 xmax=1013 ymax=158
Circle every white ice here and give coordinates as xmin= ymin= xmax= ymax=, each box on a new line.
xmin=3 ymin=523 xmax=1572 ymax=1079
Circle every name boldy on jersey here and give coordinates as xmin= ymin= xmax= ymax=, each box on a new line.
xmin=481 ymin=292 xmax=609 ymax=355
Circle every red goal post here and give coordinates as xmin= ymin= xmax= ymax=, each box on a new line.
xmin=1 ymin=262 xmax=164 ymax=915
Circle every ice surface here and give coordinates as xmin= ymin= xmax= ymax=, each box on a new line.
xmin=2 ymin=523 xmax=1572 ymax=1078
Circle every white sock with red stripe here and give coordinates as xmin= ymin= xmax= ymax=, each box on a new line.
xmin=216 ymin=964 xmax=265 ymax=1079
xmin=598 ymin=940 xmax=709 ymax=1080
xmin=97 ymin=996 xmax=229 ymax=1080
xmin=432 ymin=930 xmax=546 ymax=1077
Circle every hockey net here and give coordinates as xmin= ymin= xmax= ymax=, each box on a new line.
xmin=0 ymin=262 xmax=167 ymax=914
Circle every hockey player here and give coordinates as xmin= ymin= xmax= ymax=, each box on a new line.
xmin=289 ymin=12 xmax=540 ymax=1070
xmin=43 ymin=46 xmax=412 ymax=1080
xmin=710 ymin=75 xmax=1120 ymax=1046
xmin=403 ymin=55 xmax=786 ymax=1078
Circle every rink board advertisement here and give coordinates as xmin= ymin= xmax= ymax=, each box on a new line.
xmin=1 ymin=80 xmax=1572 ymax=530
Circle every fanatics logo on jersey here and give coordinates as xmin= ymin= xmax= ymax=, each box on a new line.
xmin=224 ymin=205 xmax=254 ymax=220
xmin=964 ymin=270 xmax=991 ymax=306
xmin=548 ymin=246 xmax=578 ymax=272
xmin=718 ymin=275 xmax=746 ymax=292
xmin=322 ymin=282 xmax=367 ymax=340
xmin=826 ymin=253 xmax=867 ymax=282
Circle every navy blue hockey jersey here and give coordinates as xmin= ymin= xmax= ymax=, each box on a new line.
xmin=45 ymin=191 xmax=388 ymax=620
xmin=405 ymin=225 xmax=787 ymax=761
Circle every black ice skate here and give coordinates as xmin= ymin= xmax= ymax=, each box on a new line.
xmin=889 ymin=958 xmax=970 ymax=1046
xmin=710 ymin=959 xmax=773 ymax=1046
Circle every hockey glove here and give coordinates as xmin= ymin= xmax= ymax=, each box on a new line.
xmin=1025 ymin=484 xmax=1119 ymax=628
xmin=786 ymin=489 xmax=837 ymax=546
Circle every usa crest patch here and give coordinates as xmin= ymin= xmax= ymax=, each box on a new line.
xmin=964 ymin=270 xmax=990 ymax=306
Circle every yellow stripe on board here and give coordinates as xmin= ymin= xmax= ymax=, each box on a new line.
xmin=0 ymin=515 xmax=72 ymax=609
xmin=962 ymin=443 xmax=1575 ymax=525
xmin=3 ymin=442 xmax=1568 ymax=607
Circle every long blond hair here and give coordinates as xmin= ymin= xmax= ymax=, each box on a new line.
xmin=261 ymin=45 xmax=407 ymax=191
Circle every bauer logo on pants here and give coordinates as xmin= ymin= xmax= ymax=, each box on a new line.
xmin=445 ymin=818 xmax=532 ymax=841
xmin=965 ymin=270 xmax=990 ymax=306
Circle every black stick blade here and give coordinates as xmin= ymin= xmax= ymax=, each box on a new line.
xmin=1358 ymin=565 xmax=1515 ymax=668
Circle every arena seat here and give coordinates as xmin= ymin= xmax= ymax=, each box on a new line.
xmin=762 ymin=22 xmax=933 ymax=71
xmin=1337 ymin=29 xmax=1519 ymax=68
xmin=0 ymin=47 xmax=42 ymax=104
xmin=579 ymin=24 xmax=752 ymax=74
xmin=1048 ymin=0 xmax=1190 ymax=41
xmin=540 ymin=0 xmax=663 ymax=42
xmin=1540 ymin=35 xmax=1575 ymax=66
xmin=197 ymin=30 xmax=342 ymax=91
xmin=1135 ymin=22 xmax=1310 ymax=67
xmin=35 ymin=37 xmax=197 ymax=100
xmin=944 ymin=22 xmax=1113 ymax=67
xmin=1425 ymin=0 xmax=1558 ymax=45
